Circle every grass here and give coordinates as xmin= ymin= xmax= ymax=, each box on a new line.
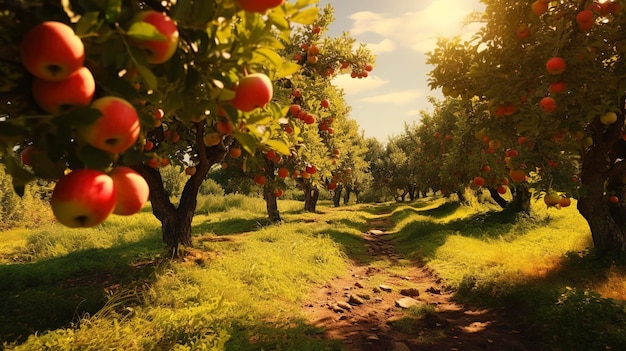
xmin=1 ymin=193 xmax=626 ymax=350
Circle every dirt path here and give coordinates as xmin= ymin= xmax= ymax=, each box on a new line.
xmin=303 ymin=216 xmax=535 ymax=351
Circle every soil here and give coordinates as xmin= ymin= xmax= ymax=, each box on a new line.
xmin=303 ymin=215 xmax=537 ymax=351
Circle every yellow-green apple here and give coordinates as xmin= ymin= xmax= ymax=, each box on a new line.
xmin=230 ymin=73 xmax=273 ymax=112
xmin=236 ymin=0 xmax=284 ymax=13
xmin=51 ymin=169 xmax=117 ymax=227
xmin=129 ymin=11 xmax=179 ymax=64
xmin=77 ymin=96 xmax=140 ymax=154
xmin=20 ymin=21 xmax=84 ymax=80
xmin=109 ymin=166 xmax=150 ymax=215
xmin=600 ymin=111 xmax=618 ymax=125
xmin=32 ymin=66 xmax=95 ymax=114
xmin=544 ymin=192 xmax=561 ymax=208
xmin=203 ymin=132 xmax=221 ymax=146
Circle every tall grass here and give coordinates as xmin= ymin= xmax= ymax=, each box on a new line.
xmin=2 ymin=201 xmax=361 ymax=351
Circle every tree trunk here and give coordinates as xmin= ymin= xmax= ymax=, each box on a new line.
xmin=508 ymin=183 xmax=531 ymax=213
xmin=132 ymin=122 xmax=229 ymax=255
xmin=408 ymin=185 xmax=416 ymax=201
xmin=263 ymin=158 xmax=281 ymax=222
xmin=577 ymin=113 xmax=626 ymax=258
xmin=487 ymin=187 xmax=508 ymax=209
xmin=304 ymin=182 xmax=319 ymax=212
xmin=456 ymin=190 xmax=467 ymax=204
xmin=333 ymin=184 xmax=343 ymax=207
xmin=343 ymin=185 xmax=351 ymax=205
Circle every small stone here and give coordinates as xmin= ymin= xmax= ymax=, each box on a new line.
xmin=368 ymin=229 xmax=385 ymax=235
xmin=337 ymin=301 xmax=353 ymax=311
xmin=331 ymin=304 xmax=345 ymax=313
xmin=395 ymin=297 xmax=419 ymax=309
xmin=379 ymin=284 xmax=393 ymax=292
xmin=357 ymin=293 xmax=371 ymax=300
xmin=355 ymin=281 xmax=364 ymax=288
xmin=373 ymin=287 xmax=382 ymax=293
xmin=400 ymin=288 xmax=420 ymax=297
xmin=348 ymin=294 xmax=365 ymax=305
xmin=426 ymin=286 xmax=441 ymax=294
xmin=366 ymin=334 xmax=380 ymax=341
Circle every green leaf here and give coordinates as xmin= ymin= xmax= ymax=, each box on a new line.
xmin=30 ymin=152 xmax=65 ymax=180
xmin=268 ymin=10 xmax=290 ymax=30
xmin=254 ymin=47 xmax=284 ymax=68
xmin=1 ymin=153 xmax=35 ymax=189
xmin=136 ymin=64 xmax=158 ymax=90
xmin=265 ymin=139 xmax=290 ymax=156
xmin=75 ymin=11 xmax=102 ymax=36
xmin=105 ymin=0 xmax=122 ymax=23
xmin=0 ymin=122 xmax=27 ymax=137
xmin=276 ymin=62 xmax=301 ymax=78
xmin=54 ymin=107 xmax=102 ymax=127
xmin=76 ymin=145 xmax=116 ymax=171
xmin=246 ymin=114 xmax=272 ymax=126
xmin=290 ymin=8 xmax=319 ymax=25
xmin=234 ymin=132 xmax=258 ymax=155
xmin=126 ymin=22 xmax=166 ymax=41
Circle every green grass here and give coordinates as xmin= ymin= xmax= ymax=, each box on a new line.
xmin=2 ymin=194 xmax=626 ymax=350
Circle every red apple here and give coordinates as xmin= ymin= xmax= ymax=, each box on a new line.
xmin=20 ymin=21 xmax=84 ymax=81
xmin=515 ymin=25 xmax=531 ymax=39
xmin=278 ymin=167 xmax=289 ymax=178
xmin=473 ymin=176 xmax=485 ymax=187
xmin=539 ymin=96 xmax=556 ymax=113
xmin=531 ymin=1 xmax=549 ymax=16
xmin=109 ymin=166 xmax=149 ymax=215
xmin=559 ymin=197 xmax=571 ymax=208
xmin=274 ymin=188 xmax=284 ymax=197
xmin=548 ymin=81 xmax=567 ymax=94
xmin=185 ymin=166 xmax=197 ymax=176
xmin=254 ymin=175 xmax=267 ymax=185
xmin=230 ymin=73 xmax=273 ymax=112
xmin=546 ymin=57 xmax=566 ymax=74
xmin=77 ymin=97 xmax=140 ymax=154
xmin=509 ymin=169 xmax=526 ymax=182
xmin=216 ymin=119 xmax=234 ymax=135
xmin=129 ymin=11 xmax=179 ymax=64
xmin=236 ymin=0 xmax=284 ymax=13
xmin=609 ymin=195 xmax=620 ymax=204
xmin=497 ymin=185 xmax=507 ymax=194
xmin=32 ymin=66 xmax=95 ymax=114
xmin=289 ymin=104 xmax=301 ymax=116
xmin=321 ymin=99 xmax=330 ymax=109
xmin=51 ymin=169 xmax=117 ymax=227
xmin=229 ymin=147 xmax=242 ymax=158
xmin=305 ymin=164 xmax=317 ymax=174
xmin=576 ymin=10 xmax=594 ymax=31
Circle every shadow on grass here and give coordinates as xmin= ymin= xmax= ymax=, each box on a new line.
xmin=192 ymin=217 xmax=270 ymax=236
xmin=0 ymin=235 xmax=164 ymax=345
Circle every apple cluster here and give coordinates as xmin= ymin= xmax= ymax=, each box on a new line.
xmin=50 ymin=166 xmax=149 ymax=228
xmin=17 ymin=11 xmax=181 ymax=228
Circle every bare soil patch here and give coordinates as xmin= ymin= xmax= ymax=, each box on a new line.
xmin=304 ymin=216 xmax=535 ymax=351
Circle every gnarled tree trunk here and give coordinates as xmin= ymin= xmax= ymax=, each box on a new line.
xmin=343 ymin=184 xmax=351 ymax=205
xmin=578 ymin=114 xmax=626 ymax=258
xmin=132 ymin=122 xmax=229 ymax=256
xmin=263 ymin=158 xmax=281 ymax=222
xmin=304 ymin=182 xmax=319 ymax=212
xmin=487 ymin=187 xmax=508 ymax=209
xmin=508 ymin=182 xmax=531 ymax=213
xmin=333 ymin=184 xmax=343 ymax=207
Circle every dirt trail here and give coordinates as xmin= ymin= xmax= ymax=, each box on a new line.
xmin=304 ymin=215 xmax=535 ymax=351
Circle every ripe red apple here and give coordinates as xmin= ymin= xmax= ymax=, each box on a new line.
xmin=328 ymin=182 xmax=337 ymax=191
xmin=509 ymin=169 xmax=526 ymax=182
xmin=216 ymin=119 xmax=234 ymax=135
xmin=548 ymin=81 xmax=566 ymax=94
xmin=32 ymin=66 xmax=95 ymax=114
xmin=321 ymin=99 xmax=330 ymax=109
xmin=20 ymin=21 xmax=85 ymax=81
xmin=531 ymin=1 xmax=549 ymax=16
xmin=473 ymin=176 xmax=485 ymax=187
xmin=497 ymin=185 xmax=507 ymax=195
xmin=559 ymin=196 xmax=571 ymax=208
xmin=546 ymin=57 xmax=566 ymax=74
xmin=312 ymin=26 xmax=321 ymax=34
xmin=609 ymin=195 xmax=619 ymax=204
xmin=539 ymin=96 xmax=556 ymax=113
xmin=144 ymin=140 xmax=154 ymax=151
xmin=147 ymin=157 xmax=160 ymax=168
xmin=305 ymin=164 xmax=317 ymax=174
xmin=274 ymin=188 xmax=284 ymax=197
xmin=77 ymin=96 xmax=140 ymax=154
xmin=109 ymin=166 xmax=150 ymax=215
xmin=254 ymin=175 xmax=267 ymax=185
xmin=229 ymin=147 xmax=242 ymax=158
xmin=284 ymin=125 xmax=293 ymax=134
xmin=289 ymin=104 xmax=301 ymax=116
xmin=51 ymin=169 xmax=117 ymax=227
xmin=236 ymin=0 xmax=284 ymax=13
xmin=230 ymin=73 xmax=273 ymax=112
xmin=515 ymin=25 xmax=531 ymax=39
xmin=576 ymin=10 xmax=594 ymax=31
xmin=204 ymin=132 xmax=221 ymax=146
xmin=278 ymin=167 xmax=289 ymax=178
xmin=129 ymin=11 xmax=179 ymax=64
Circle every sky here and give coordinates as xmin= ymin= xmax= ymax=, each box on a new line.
xmin=317 ymin=0 xmax=485 ymax=143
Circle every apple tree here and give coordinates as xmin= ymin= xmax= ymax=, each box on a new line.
xmin=427 ymin=0 xmax=626 ymax=257
xmin=0 ymin=0 xmax=321 ymax=254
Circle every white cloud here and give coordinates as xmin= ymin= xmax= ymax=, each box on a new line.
xmin=366 ymin=39 xmax=396 ymax=54
xmin=406 ymin=109 xmax=422 ymax=116
xmin=359 ymin=90 xmax=423 ymax=105
xmin=332 ymin=74 xmax=389 ymax=96
xmin=348 ymin=0 xmax=484 ymax=53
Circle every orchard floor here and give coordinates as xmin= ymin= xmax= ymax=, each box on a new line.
xmin=303 ymin=213 xmax=535 ymax=351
